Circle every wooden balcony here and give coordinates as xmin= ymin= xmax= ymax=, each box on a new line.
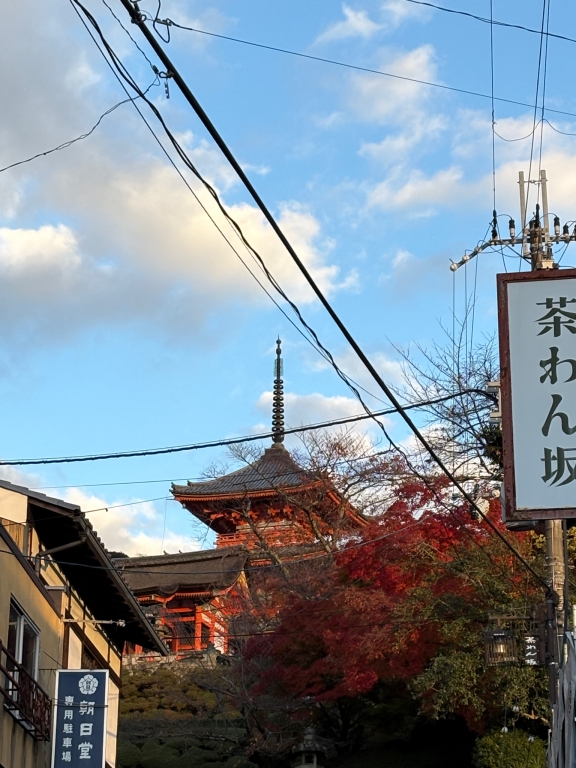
xmin=0 ymin=641 xmax=51 ymax=741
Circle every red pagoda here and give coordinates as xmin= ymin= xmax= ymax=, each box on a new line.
xmin=120 ymin=340 xmax=365 ymax=660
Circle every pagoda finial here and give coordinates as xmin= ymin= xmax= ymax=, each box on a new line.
xmin=272 ymin=337 xmax=285 ymax=445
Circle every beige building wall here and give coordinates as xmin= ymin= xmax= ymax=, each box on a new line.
xmin=0 ymin=535 xmax=62 ymax=768
xmin=0 ymin=485 xmax=134 ymax=768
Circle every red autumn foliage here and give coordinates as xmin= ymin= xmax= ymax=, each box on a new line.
xmin=246 ymin=477 xmax=540 ymax=715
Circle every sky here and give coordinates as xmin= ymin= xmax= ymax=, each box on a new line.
xmin=2 ymin=0 xmax=576 ymax=555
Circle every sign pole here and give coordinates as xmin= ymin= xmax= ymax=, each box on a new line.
xmin=455 ymin=169 xmax=576 ymax=759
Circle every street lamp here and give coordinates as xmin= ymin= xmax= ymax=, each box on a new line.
xmin=484 ymin=629 xmax=518 ymax=666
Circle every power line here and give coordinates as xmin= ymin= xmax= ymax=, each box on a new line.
xmin=69 ymin=0 xmax=399 ymax=448
xmin=72 ymin=0 xmax=389 ymax=416
xmin=83 ymin=495 xmax=172 ymax=513
xmin=0 ymin=91 xmax=157 ymax=175
xmin=98 ymin=0 xmax=394 ymax=411
xmin=400 ymin=0 xmax=576 ymax=46
xmin=153 ymin=18 xmax=576 ymax=119
xmin=65 ymin=0 xmax=548 ymax=595
xmin=63 ymin=7 xmax=509 ymax=607
xmin=33 ymin=477 xmax=194 ymax=490
xmin=3 ymin=517 xmax=426 ymax=576
xmin=62 ymin=0 xmax=547 ymax=602
xmin=0 ymin=390 xmax=491 ymax=466
xmin=113 ymin=0 xmax=550 ymax=594
xmin=525 ymin=0 xmax=550 ymax=222
xmin=169 ymin=613 xmax=493 ymax=642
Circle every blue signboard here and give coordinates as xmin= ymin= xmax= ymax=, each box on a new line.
xmin=52 ymin=670 xmax=109 ymax=768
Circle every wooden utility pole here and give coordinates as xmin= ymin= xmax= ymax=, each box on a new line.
xmin=522 ymin=172 xmax=566 ymax=665
xmin=452 ymin=170 xmax=570 ymax=710
xmin=523 ymin=171 xmax=566 ymax=672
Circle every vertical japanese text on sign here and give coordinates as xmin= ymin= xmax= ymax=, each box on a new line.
xmin=51 ymin=670 xmax=108 ymax=768
xmin=498 ymin=271 xmax=576 ymax=520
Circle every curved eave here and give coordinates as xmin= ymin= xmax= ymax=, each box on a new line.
xmin=172 ymin=480 xmax=323 ymax=504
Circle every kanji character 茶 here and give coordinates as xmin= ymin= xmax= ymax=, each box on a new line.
xmin=536 ymin=297 xmax=576 ymax=336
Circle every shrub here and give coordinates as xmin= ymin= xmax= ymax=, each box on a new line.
xmin=473 ymin=729 xmax=546 ymax=768
xmin=140 ymin=741 xmax=181 ymax=768
xmin=117 ymin=740 xmax=142 ymax=768
xmin=221 ymin=758 xmax=258 ymax=768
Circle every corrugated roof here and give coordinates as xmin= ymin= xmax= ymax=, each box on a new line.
xmin=115 ymin=548 xmax=248 ymax=597
xmin=172 ymin=444 xmax=316 ymax=499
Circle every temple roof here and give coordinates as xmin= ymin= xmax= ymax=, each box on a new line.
xmin=114 ymin=548 xmax=248 ymax=597
xmin=172 ymin=443 xmax=317 ymax=501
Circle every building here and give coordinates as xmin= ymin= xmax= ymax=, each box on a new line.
xmin=117 ymin=548 xmax=248 ymax=659
xmin=120 ymin=340 xmax=366 ymax=659
xmin=171 ymin=340 xmax=365 ymax=555
xmin=0 ymin=479 xmax=166 ymax=768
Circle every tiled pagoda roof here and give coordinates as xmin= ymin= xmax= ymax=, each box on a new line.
xmin=171 ymin=443 xmax=317 ymax=500
xmin=114 ymin=548 xmax=247 ymax=597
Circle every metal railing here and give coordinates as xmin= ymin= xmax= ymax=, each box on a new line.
xmin=0 ymin=640 xmax=51 ymax=740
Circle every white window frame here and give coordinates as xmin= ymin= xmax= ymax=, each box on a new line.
xmin=8 ymin=598 xmax=40 ymax=679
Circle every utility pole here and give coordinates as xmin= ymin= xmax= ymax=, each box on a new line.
xmin=453 ymin=170 xmax=570 ymax=712
xmin=520 ymin=170 xmax=565 ymax=707
xmin=521 ymin=170 xmax=566 ymax=658
xmin=111 ymin=0 xmax=568 ymax=721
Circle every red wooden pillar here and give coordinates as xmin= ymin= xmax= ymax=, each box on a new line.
xmin=194 ymin=606 xmax=203 ymax=651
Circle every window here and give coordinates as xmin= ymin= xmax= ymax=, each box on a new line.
xmin=7 ymin=600 xmax=39 ymax=678
xmin=2 ymin=600 xmax=50 ymax=740
xmin=81 ymin=644 xmax=101 ymax=671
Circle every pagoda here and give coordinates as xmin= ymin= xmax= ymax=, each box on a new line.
xmin=171 ymin=339 xmax=366 ymax=556
xmin=120 ymin=340 xmax=366 ymax=660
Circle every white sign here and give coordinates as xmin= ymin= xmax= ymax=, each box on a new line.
xmin=507 ymin=276 xmax=576 ymax=511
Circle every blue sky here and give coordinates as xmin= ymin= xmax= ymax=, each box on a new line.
xmin=2 ymin=0 xmax=576 ymax=554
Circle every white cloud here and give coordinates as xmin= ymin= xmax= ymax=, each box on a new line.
xmin=0 ymin=1 xmax=356 ymax=349
xmin=381 ymin=0 xmax=432 ymax=26
xmin=63 ymin=489 xmax=198 ymax=557
xmin=368 ymin=165 xmax=469 ymax=211
xmin=315 ymin=0 xmax=429 ymax=44
xmin=0 ymin=225 xmax=81 ymax=273
xmin=349 ymin=45 xmax=438 ymax=124
xmin=0 ymin=159 xmax=355 ymax=344
xmin=64 ymin=56 xmax=101 ymax=94
xmin=348 ymin=45 xmax=447 ymax=167
xmin=316 ymin=5 xmax=383 ymax=43
xmin=310 ymin=346 xmax=403 ymax=391
xmin=0 ymin=466 xmax=195 ymax=556
xmin=256 ymin=390 xmax=391 ymax=443
xmin=360 ymin=114 xmax=446 ymax=167
xmin=0 ymin=465 xmax=43 ymax=490
xmin=364 ymin=112 xmax=576 ymax=218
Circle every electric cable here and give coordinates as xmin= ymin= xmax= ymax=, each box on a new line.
xmin=525 ymin=0 xmax=549 ymax=220
xmin=4 ymin=517 xmax=426 ymax=575
xmin=399 ymin=0 xmax=576 ymax=46
xmin=73 ymin=0 xmax=390 ymax=412
xmin=537 ymin=1 xmax=552 ymax=185
xmin=167 ymin=612 xmax=500 ymax=642
xmin=71 ymin=0 xmax=550 ymax=594
xmin=489 ymin=0 xmax=497 ymax=219
xmin=0 ymin=90 xmax=157 ymax=175
xmin=0 ymin=389 xmax=491 ymax=466
xmin=150 ymin=18 xmax=576 ymax=119
xmin=83 ymin=495 xmax=171 ymax=513
xmin=100 ymin=0 xmax=157 ymax=69
xmin=34 ymin=477 xmax=195 ymax=490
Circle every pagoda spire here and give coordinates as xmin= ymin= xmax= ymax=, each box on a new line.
xmin=271 ymin=338 xmax=285 ymax=445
